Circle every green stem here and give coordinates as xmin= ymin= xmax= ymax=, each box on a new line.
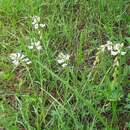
xmin=111 ymin=101 xmax=118 ymax=128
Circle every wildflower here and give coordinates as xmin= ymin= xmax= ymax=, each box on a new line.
xmin=28 ymin=41 xmax=42 ymax=51
xmin=32 ymin=16 xmax=40 ymax=29
xmin=32 ymin=16 xmax=46 ymax=29
xmin=112 ymin=43 xmax=126 ymax=56
xmin=62 ymin=63 xmax=68 ymax=68
xmin=100 ymin=41 xmax=112 ymax=52
xmin=32 ymin=16 xmax=40 ymax=23
xmin=113 ymin=43 xmax=123 ymax=51
xmin=100 ymin=40 xmax=126 ymax=56
xmin=33 ymin=23 xmax=39 ymax=29
xmin=106 ymin=41 xmax=113 ymax=51
xmin=110 ymin=50 xmax=119 ymax=56
xmin=57 ymin=52 xmax=70 ymax=67
xmin=39 ymin=23 xmax=46 ymax=28
xmin=10 ymin=52 xmax=31 ymax=66
xmin=106 ymin=41 xmax=113 ymax=45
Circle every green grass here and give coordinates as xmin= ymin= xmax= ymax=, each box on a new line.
xmin=0 ymin=0 xmax=130 ymax=130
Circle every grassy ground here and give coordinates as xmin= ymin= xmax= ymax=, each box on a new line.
xmin=0 ymin=0 xmax=130 ymax=130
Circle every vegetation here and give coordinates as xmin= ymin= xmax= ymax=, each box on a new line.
xmin=0 ymin=0 xmax=130 ymax=129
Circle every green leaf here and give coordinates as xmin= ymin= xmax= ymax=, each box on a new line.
xmin=126 ymin=37 xmax=130 ymax=44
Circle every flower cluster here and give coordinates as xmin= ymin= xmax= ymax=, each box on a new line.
xmin=32 ymin=16 xmax=46 ymax=29
xmin=10 ymin=52 xmax=31 ymax=66
xmin=57 ymin=52 xmax=70 ymax=67
xmin=9 ymin=16 xmax=46 ymax=67
xmin=28 ymin=40 xmax=42 ymax=51
xmin=100 ymin=41 xmax=126 ymax=56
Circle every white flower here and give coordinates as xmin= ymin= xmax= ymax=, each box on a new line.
xmin=106 ymin=41 xmax=113 ymax=51
xmin=32 ymin=16 xmax=40 ymax=29
xmin=28 ymin=41 xmax=42 ymax=51
xmin=39 ymin=23 xmax=46 ymax=28
xmin=62 ymin=63 xmax=68 ymax=68
xmin=57 ymin=58 xmax=65 ymax=64
xmin=32 ymin=16 xmax=40 ymax=24
xmin=106 ymin=41 xmax=113 ymax=45
xmin=32 ymin=16 xmax=46 ymax=29
xmin=113 ymin=43 xmax=123 ymax=51
xmin=57 ymin=52 xmax=70 ymax=67
xmin=101 ymin=40 xmax=126 ymax=56
xmin=112 ymin=43 xmax=126 ymax=56
xmin=100 ymin=41 xmax=113 ymax=52
xmin=10 ymin=52 xmax=31 ymax=66
xmin=107 ymin=45 xmax=113 ymax=51
xmin=33 ymin=23 xmax=39 ymax=29
xmin=110 ymin=50 xmax=119 ymax=56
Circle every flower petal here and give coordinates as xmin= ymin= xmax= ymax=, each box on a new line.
xmin=28 ymin=45 xmax=34 ymax=49
xmin=12 ymin=60 xmax=19 ymax=66
xmin=57 ymin=59 xmax=65 ymax=64
xmin=39 ymin=23 xmax=46 ymax=28
xmin=62 ymin=63 xmax=67 ymax=68
xmin=36 ymin=45 xmax=42 ymax=50
xmin=111 ymin=50 xmax=119 ymax=56
xmin=33 ymin=24 xmax=39 ymax=29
